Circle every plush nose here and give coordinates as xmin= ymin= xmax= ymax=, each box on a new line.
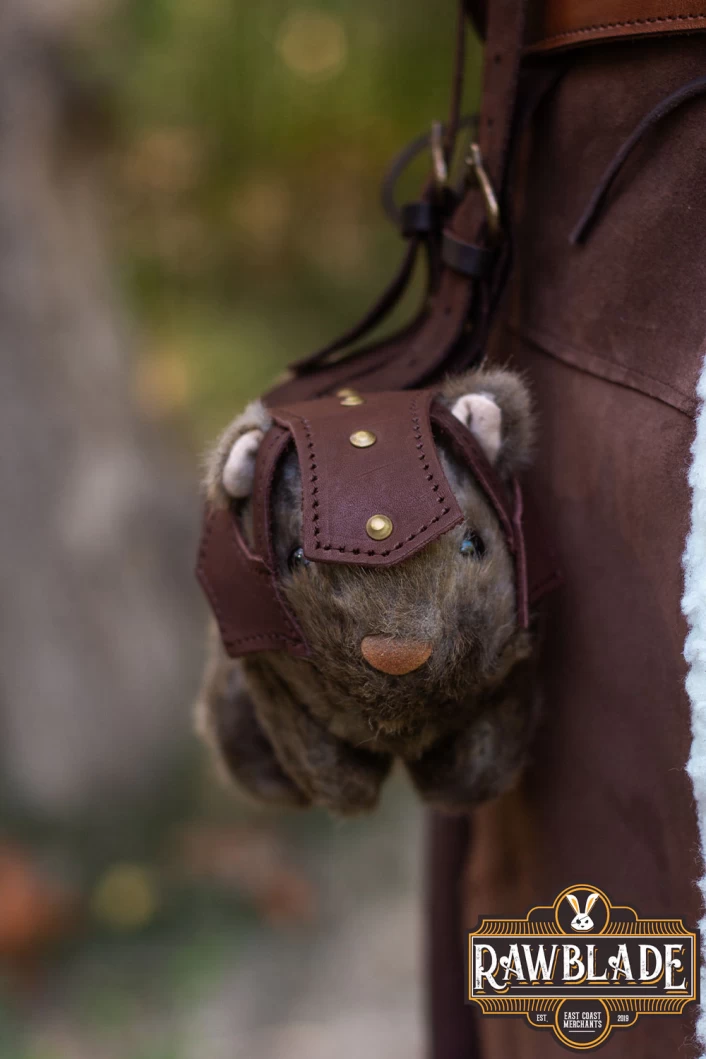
xmin=360 ymin=635 xmax=432 ymax=675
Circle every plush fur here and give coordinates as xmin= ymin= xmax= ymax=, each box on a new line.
xmin=196 ymin=368 xmax=539 ymax=815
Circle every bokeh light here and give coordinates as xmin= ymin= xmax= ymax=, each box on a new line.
xmin=275 ymin=10 xmax=348 ymax=82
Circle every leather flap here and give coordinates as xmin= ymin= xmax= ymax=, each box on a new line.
xmin=196 ymin=420 xmax=311 ymax=660
xmin=271 ymin=390 xmax=465 ymax=567
xmin=196 ymin=507 xmax=310 ymax=658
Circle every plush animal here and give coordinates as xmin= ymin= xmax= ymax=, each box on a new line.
xmin=196 ymin=368 xmax=541 ymax=815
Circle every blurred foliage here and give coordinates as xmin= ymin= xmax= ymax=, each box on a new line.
xmin=94 ymin=0 xmax=480 ymax=443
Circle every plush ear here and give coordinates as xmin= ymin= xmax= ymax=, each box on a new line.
xmin=204 ymin=399 xmax=273 ymax=507
xmin=451 ymin=392 xmax=502 ymax=464
xmin=440 ymin=367 xmax=535 ymax=475
xmin=222 ymin=429 xmax=264 ymax=498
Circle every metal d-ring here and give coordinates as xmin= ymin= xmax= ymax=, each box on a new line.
xmin=380 ymin=115 xmax=478 ymax=230
xmin=466 ymin=142 xmax=502 ymax=241
xmin=430 ymin=120 xmax=448 ymax=189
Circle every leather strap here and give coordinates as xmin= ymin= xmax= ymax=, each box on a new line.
xmin=430 ymin=401 xmax=529 ymax=628
xmin=195 ymin=506 xmax=309 ymax=659
xmin=196 ymin=426 xmax=310 ymax=659
xmin=526 ymin=0 xmax=706 ymax=53
xmin=348 ymin=0 xmax=529 ymax=391
xmin=288 ymin=237 xmax=423 ymax=377
xmin=265 ymin=0 xmax=529 ymax=406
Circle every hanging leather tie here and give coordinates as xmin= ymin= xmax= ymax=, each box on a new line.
xmin=571 ymin=74 xmax=706 ymax=245
xmin=264 ymin=0 xmax=530 ymax=407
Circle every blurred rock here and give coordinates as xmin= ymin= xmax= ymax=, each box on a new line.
xmin=183 ymin=786 xmax=424 ymax=1059
xmin=0 ymin=843 xmax=80 ymax=988
xmin=174 ymin=822 xmax=317 ymax=926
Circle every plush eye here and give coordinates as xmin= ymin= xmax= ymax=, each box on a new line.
xmin=460 ymin=531 xmax=486 ymax=559
xmin=288 ymin=546 xmax=311 ymax=573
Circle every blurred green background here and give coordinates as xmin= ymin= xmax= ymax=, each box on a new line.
xmin=0 ymin=2 xmax=480 ymax=1056
xmin=104 ymin=0 xmax=480 ymax=443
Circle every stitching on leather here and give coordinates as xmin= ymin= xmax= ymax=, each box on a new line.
xmin=224 ymin=632 xmax=297 ymax=647
xmin=408 ymin=394 xmax=452 ymax=554
xmin=255 ymin=426 xmax=308 ymax=647
xmin=532 ymin=13 xmax=706 ymax=47
xmin=431 ymin=403 xmax=515 ymax=548
xmin=290 ymin=400 xmax=452 ymax=555
xmin=295 ymin=413 xmax=322 ymax=548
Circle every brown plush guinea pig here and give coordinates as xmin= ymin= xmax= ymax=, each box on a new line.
xmin=196 ymin=368 xmax=538 ymax=815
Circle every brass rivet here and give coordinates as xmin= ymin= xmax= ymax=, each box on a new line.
xmin=336 ymin=388 xmax=357 ymax=398
xmin=340 ymin=394 xmax=364 ymax=406
xmin=350 ymin=430 xmax=376 ymax=448
xmin=366 ymin=514 xmax=393 ymax=541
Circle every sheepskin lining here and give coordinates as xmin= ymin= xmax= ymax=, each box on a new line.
xmin=682 ymin=356 xmax=706 ymax=1054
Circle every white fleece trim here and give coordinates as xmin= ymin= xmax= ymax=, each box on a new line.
xmin=682 ymin=354 xmax=706 ymax=1055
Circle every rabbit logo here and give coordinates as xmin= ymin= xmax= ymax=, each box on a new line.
xmin=467 ymin=883 xmax=698 ymax=1050
xmin=565 ymin=892 xmax=600 ymax=932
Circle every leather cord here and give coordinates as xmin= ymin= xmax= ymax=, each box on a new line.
xmin=571 ymin=74 xmax=706 ymax=245
xmin=288 ymin=236 xmax=423 ymax=375
xmin=265 ymin=0 xmax=530 ymax=406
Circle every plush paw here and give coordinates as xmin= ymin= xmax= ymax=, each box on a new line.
xmin=244 ymin=658 xmax=393 ymax=816
xmin=406 ymin=686 xmax=538 ymax=811
xmin=407 ymin=726 xmax=524 ymax=811
xmin=291 ymin=736 xmax=393 ymax=815
xmin=197 ymin=663 xmax=310 ymax=808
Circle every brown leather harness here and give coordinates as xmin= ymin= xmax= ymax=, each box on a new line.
xmin=197 ymin=390 xmax=536 ymax=659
